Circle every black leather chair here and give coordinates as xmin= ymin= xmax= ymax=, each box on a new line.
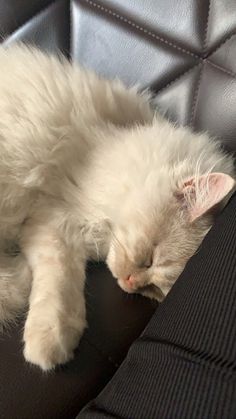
xmin=0 ymin=1 xmax=236 ymax=418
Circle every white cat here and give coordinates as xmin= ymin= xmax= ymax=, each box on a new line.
xmin=0 ymin=44 xmax=234 ymax=370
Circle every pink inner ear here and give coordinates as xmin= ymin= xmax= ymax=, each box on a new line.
xmin=182 ymin=173 xmax=235 ymax=221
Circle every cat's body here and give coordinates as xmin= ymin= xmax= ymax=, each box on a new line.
xmin=0 ymin=45 xmax=235 ymax=370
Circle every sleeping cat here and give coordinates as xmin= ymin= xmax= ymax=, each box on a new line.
xmin=0 ymin=44 xmax=235 ymax=370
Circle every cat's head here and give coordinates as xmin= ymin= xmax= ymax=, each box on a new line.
xmin=106 ymin=172 xmax=235 ymax=301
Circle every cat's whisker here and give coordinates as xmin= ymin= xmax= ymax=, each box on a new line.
xmin=107 ymin=225 xmax=127 ymax=254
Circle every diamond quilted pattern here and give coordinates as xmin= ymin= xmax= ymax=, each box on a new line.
xmin=193 ymin=62 xmax=236 ymax=150
xmin=206 ymin=0 xmax=236 ymax=51
xmin=4 ymin=0 xmax=70 ymax=55
xmin=91 ymin=0 xmax=210 ymax=53
xmin=210 ymin=34 xmax=236 ymax=73
xmin=71 ymin=0 xmax=197 ymax=87
xmin=0 ymin=0 xmax=53 ymax=39
xmin=70 ymin=0 xmax=236 ymax=151
xmin=153 ymin=64 xmax=201 ymax=125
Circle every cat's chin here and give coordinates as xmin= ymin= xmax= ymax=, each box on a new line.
xmin=138 ymin=284 xmax=165 ymax=302
xmin=117 ymin=278 xmax=165 ymax=302
xmin=117 ymin=278 xmax=135 ymax=294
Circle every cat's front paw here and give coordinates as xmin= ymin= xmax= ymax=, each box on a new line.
xmin=23 ymin=319 xmax=85 ymax=371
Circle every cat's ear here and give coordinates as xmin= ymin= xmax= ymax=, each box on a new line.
xmin=179 ymin=173 xmax=235 ymax=222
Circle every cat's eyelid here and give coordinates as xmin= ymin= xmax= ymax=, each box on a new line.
xmin=138 ymin=260 xmax=150 ymax=269
xmin=144 ymin=262 xmax=152 ymax=269
xmin=137 ymin=246 xmax=157 ymax=269
xmin=142 ymin=252 xmax=154 ymax=269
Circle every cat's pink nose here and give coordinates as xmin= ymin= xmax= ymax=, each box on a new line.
xmin=125 ymin=274 xmax=135 ymax=288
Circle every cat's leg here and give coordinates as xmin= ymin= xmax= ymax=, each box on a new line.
xmin=0 ymin=254 xmax=32 ymax=330
xmin=20 ymin=222 xmax=86 ymax=370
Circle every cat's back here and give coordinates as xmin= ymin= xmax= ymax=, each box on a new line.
xmin=0 ymin=44 xmax=152 ymax=128
xmin=0 ymin=44 xmax=152 ymax=160
xmin=0 ymin=44 xmax=107 ymax=121
xmin=0 ymin=45 xmax=77 ymax=129
xmin=0 ymin=44 xmax=153 ymax=201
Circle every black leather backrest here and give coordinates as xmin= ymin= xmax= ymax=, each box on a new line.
xmin=1 ymin=0 xmax=236 ymax=152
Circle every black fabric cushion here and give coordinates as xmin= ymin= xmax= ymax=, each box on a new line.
xmin=0 ymin=263 xmax=156 ymax=419
xmin=79 ymin=194 xmax=236 ymax=419
xmin=0 ymin=1 xmax=236 ymax=418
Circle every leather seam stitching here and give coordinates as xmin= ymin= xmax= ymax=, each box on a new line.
xmin=154 ymin=62 xmax=202 ymax=96
xmin=206 ymin=59 xmax=236 ymax=78
xmin=82 ymin=0 xmax=236 ymax=62
xmin=203 ymin=0 xmax=211 ymax=55
xmin=207 ymin=31 xmax=236 ymax=57
xmin=188 ymin=0 xmax=210 ymax=129
xmin=153 ymin=57 xmax=236 ymax=98
xmin=81 ymin=0 xmax=199 ymax=58
xmin=189 ymin=63 xmax=204 ymax=127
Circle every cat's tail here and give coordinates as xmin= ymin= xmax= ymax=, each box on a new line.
xmin=0 ymin=254 xmax=32 ymax=331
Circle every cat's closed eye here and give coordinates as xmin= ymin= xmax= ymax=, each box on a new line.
xmin=138 ymin=252 xmax=153 ymax=269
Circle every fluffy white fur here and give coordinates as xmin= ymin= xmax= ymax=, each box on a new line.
xmin=0 ymin=44 xmax=235 ymax=370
